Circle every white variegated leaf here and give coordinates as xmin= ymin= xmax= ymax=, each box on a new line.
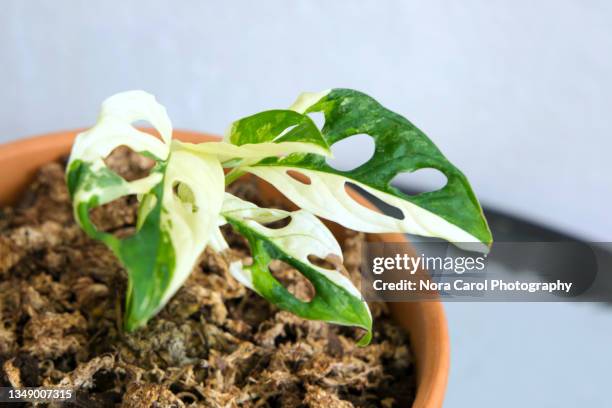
xmin=219 ymin=194 xmax=372 ymax=345
xmin=66 ymin=90 xmax=224 ymax=330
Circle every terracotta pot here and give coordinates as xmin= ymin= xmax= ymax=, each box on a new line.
xmin=0 ymin=130 xmax=449 ymax=407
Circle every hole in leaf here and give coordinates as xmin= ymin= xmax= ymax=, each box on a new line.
xmin=345 ymin=182 xmax=405 ymax=220
xmin=286 ymin=170 xmax=311 ymax=185
xmin=307 ymin=254 xmax=343 ymax=270
xmin=269 ymin=260 xmax=315 ymax=302
xmin=307 ymin=112 xmax=325 ymax=130
xmin=172 ymin=181 xmax=199 ymax=213
xmin=89 ymin=194 xmax=139 ymax=235
xmin=103 ymin=146 xmax=154 ymax=181
xmin=391 ymin=168 xmax=447 ymax=195
xmin=260 ymin=216 xmax=291 ymax=229
xmin=326 ymin=134 xmax=375 ymax=172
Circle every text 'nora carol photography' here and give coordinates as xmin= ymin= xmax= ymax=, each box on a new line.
xmin=371 ymin=278 xmax=572 ymax=294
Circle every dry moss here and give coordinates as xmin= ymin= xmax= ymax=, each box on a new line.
xmin=0 ymin=148 xmax=415 ymax=407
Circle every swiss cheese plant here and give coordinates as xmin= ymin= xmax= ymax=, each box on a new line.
xmin=66 ymin=89 xmax=492 ymax=345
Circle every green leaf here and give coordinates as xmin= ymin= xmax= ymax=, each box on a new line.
xmin=228 ymin=108 xmax=330 ymax=151
xmin=220 ymin=194 xmax=372 ymax=345
xmin=174 ymin=101 xmax=333 ymax=169
xmin=238 ymin=88 xmax=492 ymax=251
xmin=66 ymin=91 xmax=224 ymax=331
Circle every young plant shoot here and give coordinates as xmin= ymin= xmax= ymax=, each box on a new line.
xmin=66 ymin=89 xmax=492 ymax=345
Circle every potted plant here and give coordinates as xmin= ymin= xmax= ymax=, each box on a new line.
xmin=0 ymin=89 xmax=491 ymax=407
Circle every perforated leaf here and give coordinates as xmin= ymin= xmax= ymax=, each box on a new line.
xmin=67 ymin=91 xmax=224 ymax=330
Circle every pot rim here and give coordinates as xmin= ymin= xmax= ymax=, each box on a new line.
xmin=0 ymin=130 xmax=449 ymax=408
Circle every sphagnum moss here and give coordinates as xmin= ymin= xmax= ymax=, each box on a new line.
xmin=0 ymin=151 xmax=416 ymax=405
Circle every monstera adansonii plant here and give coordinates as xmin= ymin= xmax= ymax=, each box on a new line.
xmin=66 ymin=89 xmax=491 ymax=345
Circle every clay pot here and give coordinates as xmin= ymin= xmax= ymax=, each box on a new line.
xmin=0 ymin=130 xmax=449 ymax=407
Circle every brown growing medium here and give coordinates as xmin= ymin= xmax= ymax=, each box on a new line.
xmin=0 ymin=147 xmax=415 ymax=407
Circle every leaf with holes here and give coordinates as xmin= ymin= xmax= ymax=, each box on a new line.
xmin=235 ymin=88 xmax=492 ymax=251
xmin=67 ymin=88 xmax=493 ymax=345
xmin=219 ymin=194 xmax=372 ymax=345
xmin=66 ymin=91 xmax=224 ymax=331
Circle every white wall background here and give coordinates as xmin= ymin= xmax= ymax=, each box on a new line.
xmin=2 ymin=2 xmax=612 ymax=406
xmin=1 ymin=1 xmax=610 ymax=239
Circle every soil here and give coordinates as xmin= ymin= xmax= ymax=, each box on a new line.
xmin=0 ymin=148 xmax=416 ymax=407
